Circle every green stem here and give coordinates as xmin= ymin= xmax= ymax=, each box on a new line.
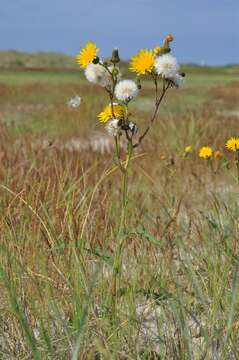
xmin=133 ymin=80 xmax=169 ymax=148
xmin=236 ymin=151 xmax=239 ymax=184
xmin=120 ymin=139 xmax=133 ymax=230
xmin=111 ymin=138 xmax=133 ymax=324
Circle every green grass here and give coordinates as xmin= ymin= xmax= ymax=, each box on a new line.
xmin=0 ymin=69 xmax=84 ymax=85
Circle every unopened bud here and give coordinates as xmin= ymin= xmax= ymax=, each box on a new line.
xmin=165 ymin=34 xmax=174 ymax=43
xmin=92 ymin=56 xmax=100 ymax=64
xmin=111 ymin=48 xmax=120 ymax=64
xmin=136 ymin=77 xmax=142 ymax=90
xmin=214 ymin=150 xmax=222 ymax=160
xmin=161 ymin=34 xmax=174 ymax=55
xmin=128 ymin=121 xmax=138 ymax=134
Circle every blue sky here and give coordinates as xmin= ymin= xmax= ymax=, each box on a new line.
xmin=1 ymin=0 xmax=238 ymax=64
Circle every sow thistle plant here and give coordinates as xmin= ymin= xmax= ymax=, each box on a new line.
xmin=76 ymin=35 xmax=185 ymax=321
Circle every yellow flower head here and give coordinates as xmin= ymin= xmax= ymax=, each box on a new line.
xmin=76 ymin=42 xmax=99 ymax=68
xmin=129 ymin=49 xmax=155 ymax=75
xmin=154 ymin=46 xmax=162 ymax=56
xmin=225 ymin=137 xmax=239 ymax=152
xmin=98 ymin=104 xmax=125 ymax=123
xmin=199 ymin=146 xmax=213 ymax=159
xmin=185 ymin=145 xmax=192 ymax=154
xmin=214 ymin=150 xmax=222 ymax=160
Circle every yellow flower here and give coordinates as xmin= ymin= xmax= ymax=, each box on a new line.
xmin=76 ymin=42 xmax=99 ymax=68
xmin=98 ymin=104 xmax=125 ymax=123
xmin=199 ymin=146 xmax=213 ymax=159
xmin=214 ymin=150 xmax=222 ymax=160
xmin=154 ymin=46 xmax=162 ymax=55
xmin=185 ymin=146 xmax=192 ymax=154
xmin=129 ymin=49 xmax=155 ymax=75
xmin=225 ymin=137 xmax=239 ymax=152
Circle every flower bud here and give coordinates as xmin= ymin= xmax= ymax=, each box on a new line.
xmin=92 ymin=56 xmax=100 ymax=64
xmin=214 ymin=150 xmax=222 ymax=160
xmin=165 ymin=34 xmax=174 ymax=43
xmin=128 ymin=121 xmax=138 ymax=134
xmin=161 ymin=34 xmax=174 ymax=55
xmin=118 ymin=119 xmax=128 ymax=131
xmin=136 ymin=77 xmax=142 ymax=90
xmin=111 ymin=48 xmax=120 ymax=64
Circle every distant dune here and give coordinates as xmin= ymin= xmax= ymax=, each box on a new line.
xmin=0 ymin=50 xmax=77 ymax=69
xmin=0 ymin=50 xmax=238 ymax=73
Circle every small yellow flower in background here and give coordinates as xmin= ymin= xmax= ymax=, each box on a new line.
xmin=214 ymin=150 xmax=222 ymax=160
xmin=76 ymin=42 xmax=99 ymax=68
xmin=225 ymin=137 xmax=239 ymax=152
xmin=129 ymin=49 xmax=155 ymax=75
xmin=199 ymin=146 xmax=213 ymax=159
xmin=153 ymin=46 xmax=162 ymax=55
xmin=98 ymin=104 xmax=125 ymax=123
xmin=185 ymin=146 xmax=192 ymax=154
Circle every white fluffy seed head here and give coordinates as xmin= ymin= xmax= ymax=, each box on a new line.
xmin=105 ymin=118 xmax=120 ymax=137
xmin=154 ymin=54 xmax=179 ymax=78
xmin=85 ymin=63 xmax=111 ymax=88
xmin=170 ymin=73 xmax=185 ymax=88
xmin=128 ymin=121 xmax=139 ymax=134
xmin=67 ymin=96 xmax=81 ymax=108
xmin=115 ymin=80 xmax=139 ymax=102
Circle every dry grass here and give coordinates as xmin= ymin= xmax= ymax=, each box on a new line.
xmin=0 ymin=67 xmax=239 ymax=359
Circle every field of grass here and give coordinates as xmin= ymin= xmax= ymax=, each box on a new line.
xmin=0 ymin=61 xmax=239 ymax=359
